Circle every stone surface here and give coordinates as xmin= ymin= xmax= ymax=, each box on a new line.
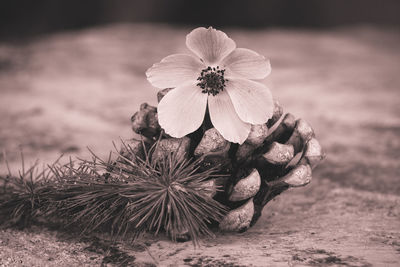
xmin=0 ymin=24 xmax=399 ymax=266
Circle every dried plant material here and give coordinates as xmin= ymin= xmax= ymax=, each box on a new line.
xmin=131 ymin=103 xmax=161 ymax=139
xmin=286 ymin=119 xmax=315 ymax=153
xmin=236 ymin=124 xmax=268 ymax=162
xmin=262 ymin=142 xmax=295 ymax=165
xmin=199 ymin=178 xmax=218 ymax=199
xmin=194 ymin=128 xmax=231 ymax=169
xmin=194 ymin=128 xmax=230 ymax=156
xmin=264 ymin=113 xmax=296 ymax=145
xmin=303 ymin=137 xmax=325 ymax=169
xmin=229 ymin=169 xmax=261 ymax=201
xmin=152 ymin=137 xmax=191 ymax=162
xmin=219 ymin=198 xmax=254 ymax=232
xmin=246 ymin=124 xmax=269 ymax=146
xmin=134 ymin=98 xmax=325 ymax=234
xmin=119 ymin=138 xmax=149 ymax=160
xmin=267 ymin=100 xmax=283 ymax=128
xmin=283 ymin=164 xmax=312 ymax=187
xmin=0 ymin=141 xmax=228 ymax=245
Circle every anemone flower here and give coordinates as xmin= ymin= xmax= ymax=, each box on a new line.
xmin=146 ymin=27 xmax=273 ymax=144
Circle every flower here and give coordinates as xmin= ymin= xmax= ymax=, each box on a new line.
xmin=146 ymin=27 xmax=273 ymax=144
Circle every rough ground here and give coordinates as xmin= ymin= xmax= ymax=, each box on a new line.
xmin=1 ymin=24 xmax=399 ymax=266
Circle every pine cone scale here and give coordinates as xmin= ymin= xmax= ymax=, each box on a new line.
xmin=128 ymin=94 xmax=324 ymax=236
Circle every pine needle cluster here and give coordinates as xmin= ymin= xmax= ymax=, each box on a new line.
xmin=0 ymin=142 xmax=228 ymax=244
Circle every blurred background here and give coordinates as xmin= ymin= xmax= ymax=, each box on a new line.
xmin=1 ymin=0 xmax=400 ymax=40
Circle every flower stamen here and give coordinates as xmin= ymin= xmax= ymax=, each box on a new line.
xmin=196 ymin=66 xmax=228 ymax=96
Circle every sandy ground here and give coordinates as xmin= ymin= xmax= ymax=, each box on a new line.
xmin=0 ymin=23 xmax=399 ymax=266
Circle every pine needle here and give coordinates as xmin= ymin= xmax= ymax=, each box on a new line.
xmin=0 ymin=140 xmax=228 ymax=244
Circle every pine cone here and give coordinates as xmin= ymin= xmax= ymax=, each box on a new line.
xmin=128 ymin=88 xmax=325 ymax=235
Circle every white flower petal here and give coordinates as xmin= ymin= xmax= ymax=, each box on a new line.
xmin=222 ymin=48 xmax=271 ymax=80
xmin=158 ymin=83 xmax=208 ymax=138
xmin=225 ymin=78 xmax=273 ymax=124
xmin=186 ymin=27 xmax=236 ymax=65
xmin=208 ymin=90 xmax=251 ymax=144
xmin=146 ymin=54 xmax=204 ymax=88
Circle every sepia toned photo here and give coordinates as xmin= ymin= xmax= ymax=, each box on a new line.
xmin=1 ymin=1 xmax=399 ymax=266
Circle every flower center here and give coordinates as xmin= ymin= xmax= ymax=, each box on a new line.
xmin=196 ymin=66 xmax=228 ymax=96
